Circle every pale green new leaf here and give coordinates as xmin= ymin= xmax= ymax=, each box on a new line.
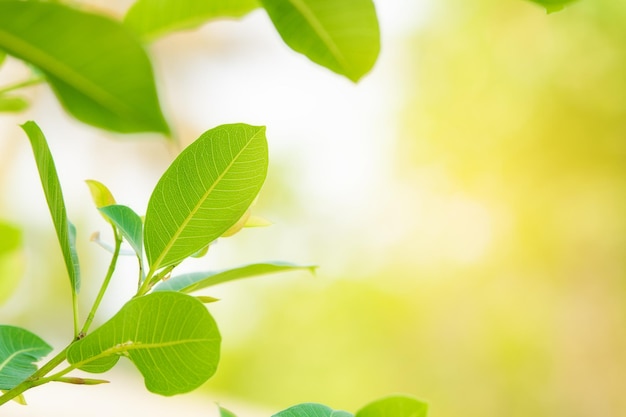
xmin=66 ymin=292 xmax=221 ymax=396
xmin=21 ymin=121 xmax=80 ymax=293
xmin=125 ymin=0 xmax=259 ymax=41
xmin=273 ymin=403 xmax=353 ymax=417
xmin=85 ymin=179 xmax=117 ymax=209
xmin=260 ymin=0 xmax=380 ymax=82
xmin=144 ymin=124 xmax=268 ymax=272
xmin=527 ymin=0 xmax=578 ymax=13
xmin=0 ymin=1 xmax=169 ymax=134
xmin=0 ymin=95 xmax=28 ymax=112
xmin=153 ymin=262 xmax=315 ymax=293
xmin=355 ymin=395 xmax=428 ymax=417
xmin=0 ymin=325 xmax=52 ymax=390
xmin=98 ymin=205 xmax=143 ymax=260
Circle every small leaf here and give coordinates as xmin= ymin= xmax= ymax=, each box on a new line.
xmin=85 ymin=180 xmax=117 ymax=209
xmin=0 ymin=325 xmax=53 ymax=390
xmin=273 ymin=403 xmax=353 ymax=417
xmin=0 ymin=95 xmax=29 ymax=112
xmin=0 ymin=1 xmax=169 ymax=133
xmin=190 ymin=245 xmax=210 ymax=259
xmin=260 ymin=0 xmax=380 ymax=82
xmin=153 ymin=262 xmax=316 ymax=293
xmin=0 ymin=221 xmax=23 ymax=304
xmin=144 ymin=124 xmax=268 ymax=272
xmin=219 ymin=405 xmax=239 ymax=417
xmin=245 ymin=214 xmax=273 ymax=228
xmin=66 ymin=292 xmax=221 ymax=396
xmin=196 ymin=295 xmax=220 ymax=303
xmin=125 ymin=0 xmax=259 ymax=41
xmin=221 ymin=208 xmax=251 ymax=237
xmin=526 ymin=0 xmax=578 ymax=13
xmin=21 ymin=121 xmax=80 ymax=294
xmin=98 ymin=205 xmax=143 ymax=260
xmin=355 ymin=395 xmax=428 ymax=417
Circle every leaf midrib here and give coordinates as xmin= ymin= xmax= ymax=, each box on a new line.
xmin=0 ymin=24 xmax=146 ymax=123
xmin=72 ymin=338 xmax=215 ymax=369
xmin=0 ymin=347 xmax=41 ymax=373
xmin=150 ymin=128 xmax=264 ymax=271
xmin=285 ymin=0 xmax=349 ymax=70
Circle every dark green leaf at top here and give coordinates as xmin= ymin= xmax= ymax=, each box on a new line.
xmin=0 ymin=1 xmax=169 ymax=134
xmin=125 ymin=0 xmax=259 ymax=41
xmin=355 ymin=395 xmax=428 ymax=417
xmin=66 ymin=292 xmax=221 ymax=396
xmin=144 ymin=123 xmax=268 ymax=272
xmin=21 ymin=121 xmax=80 ymax=294
xmin=260 ymin=0 xmax=380 ymax=82
xmin=0 ymin=325 xmax=52 ymax=390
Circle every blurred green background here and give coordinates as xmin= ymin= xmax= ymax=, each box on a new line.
xmin=1 ymin=0 xmax=625 ymax=416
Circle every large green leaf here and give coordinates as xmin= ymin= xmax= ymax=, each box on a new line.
xmin=355 ymin=395 xmax=428 ymax=417
xmin=98 ymin=205 xmax=143 ymax=261
xmin=260 ymin=0 xmax=380 ymax=82
xmin=144 ymin=123 xmax=268 ymax=272
xmin=153 ymin=262 xmax=315 ymax=293
xmin=273 ymin=403 xmax=353 ymax=417
xmin=21 ymin=121 xmax=80 ymax=294
xmin=527 ymin=0 xmax=578 ymax=13
xmin=0 ymin=325 xmax=53 ymax=390
xmin=125 ymin=0 xmax=259 ymax=41
xmin=0 ymin=1 xmax=169 ymax=134
xmin=66 ymin=292 xmax=221 ymax=396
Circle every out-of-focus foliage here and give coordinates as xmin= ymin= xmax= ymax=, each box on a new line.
xmin=208 ymin=0 xmax=626 ymax=416
xmin=528 ymin=0 xmax=578 ymax=14
xmin=0 ymin=222 xmax=23 ymax=304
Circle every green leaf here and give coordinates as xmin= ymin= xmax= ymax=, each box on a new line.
xmin=144 ymin=123 xmax=268 ymax=272
xmin=66 ymin=292 xmax=221 ymax=396
xmin=219 ymin=405 xmax=239 ymax=417
xmin=21 ymin=121 xmax=80 ymax=294
xmin=0 ymin=221 xmax=23 ymax=304
xmin=125 ymin=0 xmax=259 ymax=41
xmin=273 ymin=403 xmax=353 ymax=417
xmin=260 ymin=0 xmax=380 ymax=82
xmin=98 ymin=205 xmax=143 ymax=260
xmin=526 ymin=0 xmax=578 ymax=13
xmin=85 ymin=179 xmax=117 ymax=209
xmin=153 ymin=262 xmax=315 ymax=293
xmin=0 ymin=1 xmax=169 ymax=134
xmin=0 ymin=49 xmax=6 ymax=67
xmin=0 ymin=325 xmax=53 ymax=390
xmin=355 ymin=395 xmax=428 ymax=417
xmin=0 ymin=95 xmax=28 ymax=112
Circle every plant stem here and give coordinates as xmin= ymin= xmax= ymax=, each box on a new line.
xmin=0 ymin=346 xmax=69 ymax=406
xmin=81 ymin=230 xmax=122 ymax=335
xmin=0 ymin=76 xmax=44 ymax=95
